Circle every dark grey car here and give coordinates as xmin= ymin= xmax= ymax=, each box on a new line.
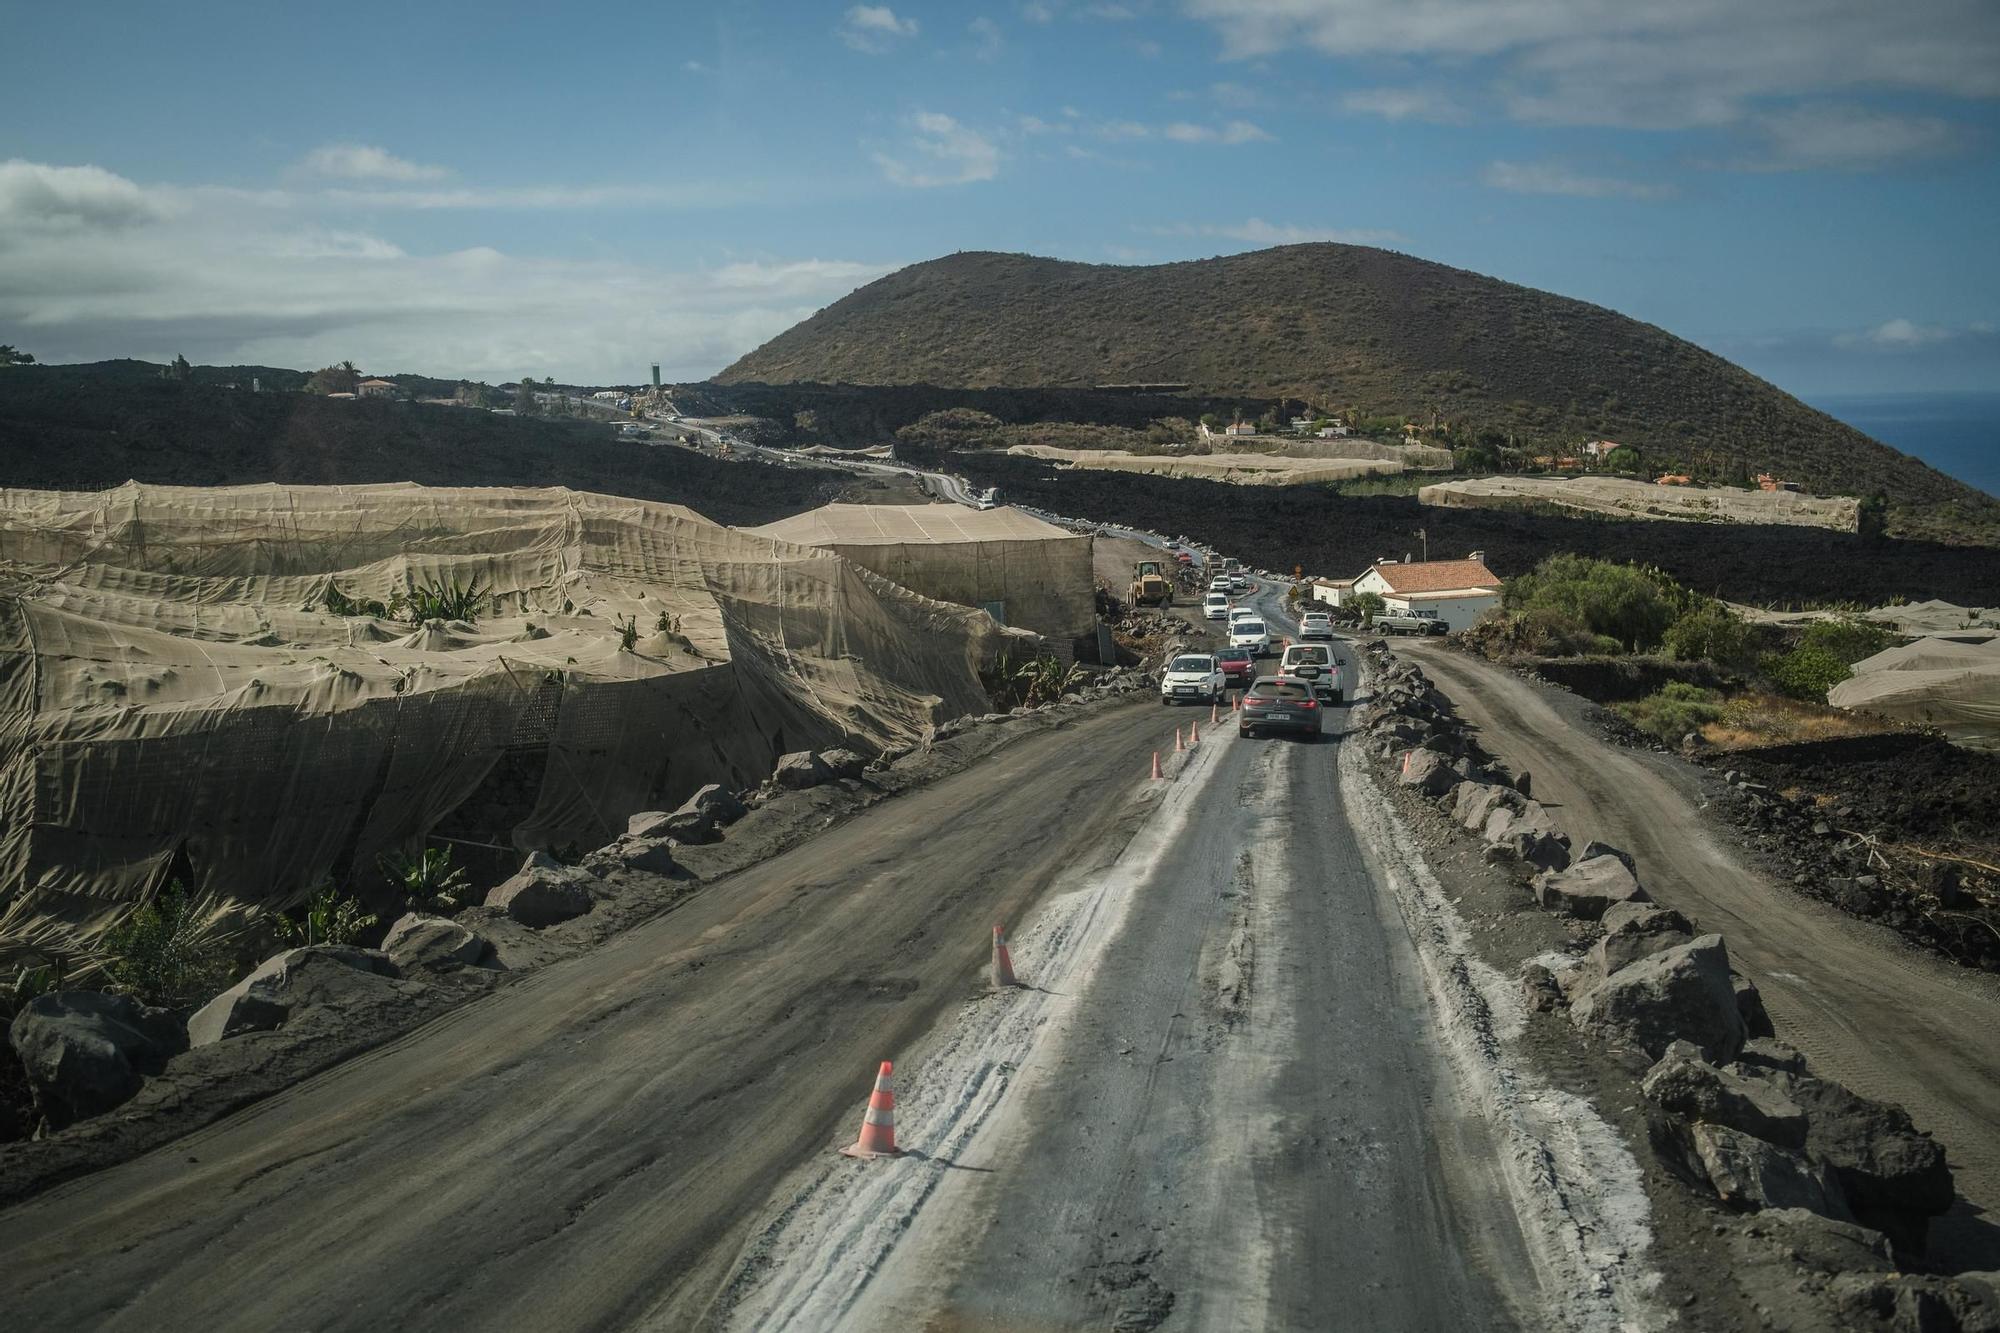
xmin=1237 ymin=676 xmax=1323 ymax=741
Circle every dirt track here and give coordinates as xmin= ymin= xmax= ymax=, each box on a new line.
xmin=1400 ymin=640 xmax=2000 ymax=1270
xmin=0 ymin=701 xmax=1185 ymax=1329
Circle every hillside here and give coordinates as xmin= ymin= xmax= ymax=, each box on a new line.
xmin=719 ymin=246 xmax=1999 ymax=542
xmin=0 ymin=367 xmax=833 ymax=528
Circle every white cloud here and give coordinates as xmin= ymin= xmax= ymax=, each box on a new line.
xmin=970 ymin=16 xmax=1005 ymax=60
xmin=1094 ymin=119 xmax=1154 ymax=141
xmin=873 ymin=111 xmax=1001 ymax=187
xmin=1835 ymin=318 xmax=1954 ymax=350
xmin=0 ymin=159 xmax=174 ymax=230
xmin=1162 ymin=119 xmax=1273 ymax=144
xmin=1743 ymin=104 xmax=1964 ymax=172
xmin=1182 ymin=0 xmax=2000 ymax=135
xmin=1341 ymin=87 xmax=1467 ymax=124
xmin=1021 ymin=0 xmax=1055 ymax=21
xmin=1153 ymin=218 xmax=1407 ymax=246
xmin=300 ymin=143 xmax=449 ymax=182
xmin=1481 ymin=160 xmax=1675 ymax=199
xmin=0 ymin=165 xmax=887 ymax=383
xmin=841 ymin=5 xmax=919 ymax=53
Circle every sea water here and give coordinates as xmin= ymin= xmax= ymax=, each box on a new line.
xmin=1812 ymin=391 xmax=2000 ymax=501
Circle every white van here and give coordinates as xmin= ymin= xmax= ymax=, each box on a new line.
xmin=1204 ymin=592 xmax=1230 ymax=620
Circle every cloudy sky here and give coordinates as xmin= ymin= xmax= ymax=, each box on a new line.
xmin=3 ymin=0 xmax=1997 ymax=393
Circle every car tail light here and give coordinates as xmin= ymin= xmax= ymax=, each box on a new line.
xmin=1299 ymin=698 xmax=1318 ymax=709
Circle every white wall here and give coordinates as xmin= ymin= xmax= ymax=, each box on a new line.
xmin=1383 ymin=592 xmax=1500 ymax=633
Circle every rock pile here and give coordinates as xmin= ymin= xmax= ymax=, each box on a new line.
xmin=1357 ymin=640 xmax=1966 ymax=1275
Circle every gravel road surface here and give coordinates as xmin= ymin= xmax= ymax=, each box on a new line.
xmin=1400 ymin=639 xmax=2000 ymax=1270
xmin=0 ymin=701 xmax=1189 ymax=1330
xmin=851 ymin=705 xmax=1538 ymax=1331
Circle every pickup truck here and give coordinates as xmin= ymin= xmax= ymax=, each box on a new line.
xmin=1372 ymin=612 xmax=1446 ymax=637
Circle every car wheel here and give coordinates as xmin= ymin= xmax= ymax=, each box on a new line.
xmin=1239 ymin=727 xmax=1253 ymax=738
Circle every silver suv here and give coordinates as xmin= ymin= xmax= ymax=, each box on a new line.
xmin=1279 ymin=642 xmax=1343 ymax=702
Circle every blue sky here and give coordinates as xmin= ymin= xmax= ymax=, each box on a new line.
xmin=3 ymin=0 xmax=1998 ymax=395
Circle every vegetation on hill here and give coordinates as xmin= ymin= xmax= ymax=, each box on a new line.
xmin=0 ymin=366 xmax=832 ymax=528
xmin=718 ymin=246 xmax=1998 ymax=542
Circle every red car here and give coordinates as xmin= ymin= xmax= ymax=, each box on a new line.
xmin=1214 ymin=646 xmax=1256 ymax=687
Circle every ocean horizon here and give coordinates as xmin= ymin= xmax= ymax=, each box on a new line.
xmin=1811 ymin=390 xmax=2000 ymax=501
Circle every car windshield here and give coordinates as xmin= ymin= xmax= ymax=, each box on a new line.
xmin=1216 ymin=649 xmax=1250 ymax=662
xmin=1170 ymin=656 xmax=1212 ymax=672
xmin=1236 ymin=622 xmax=1265 ymax=635
xmin=1290 ymin=647 xmax=1329 ymax=662
xmin=1249 ymin=680 xmax=1310 ymax=700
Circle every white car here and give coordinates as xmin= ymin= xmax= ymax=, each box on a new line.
xmin=1208 ymin=576 xmax=1231 ymax=593
xmin=1230 ymin=575 xmax=1251 ymax=592
xmin=1299 ymin=611 xmax=1334 ymax=640
xmin=1160 ymin=653 xmax=1225 ymax=706
xmin=1229 ymin=618 xmax=1272 ymax=655
xmin=1280 ymin=642 xmax=1343 ymax=701
xmin=1228 ymin=606 xmax=1259 ymax=625
xmin=1204 ymin=592 xmax=1230 ymax=620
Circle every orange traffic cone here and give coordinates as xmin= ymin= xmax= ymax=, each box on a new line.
xmin=1174 ymin=726 xmax=1184 ymax=754
xmin=1151 ymin=750 xmax=1163 ymax=779
xmin=992 ymin=924 xmax=1018 ymax=988
xmin=1190 ymin=719 xmax=1200 ymax=745
xmin=1210 ymin=700 xmax=1219 ymax=724
xmin=841 ymin=1060 xmax=904 ymax=1159
xmin=1232 ymin=694 xmax=1241 ymax=712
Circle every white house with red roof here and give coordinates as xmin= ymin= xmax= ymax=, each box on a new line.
xmin=1327 ymin=552 xmax=1502 ymax=632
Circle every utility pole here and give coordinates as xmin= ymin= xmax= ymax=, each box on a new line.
xmin=1416 ymin=527 xmax=1429 ymax=562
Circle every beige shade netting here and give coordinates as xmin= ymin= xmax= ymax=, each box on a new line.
xmin=0 ymin=483 xmax=1018 ymax=960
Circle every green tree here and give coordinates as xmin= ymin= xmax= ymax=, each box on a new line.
xmin=0 ymin=344 xmax=35 ymax=367
xmin=171 ymin=354 xmax=192 ymax=383
xmin=306 ymin=364 xmax=359 ymax=395
xmin=1603 ymin=446 xmax=1642 ymax=473
xmin=514 ymin=380 xmax=540 ymax=415
xmin=1761 ymin=646 xmax=1852 ymax=701
xmin=103 ymin=882 xmax=237 ymax=1009
xmin=1351 ymin=591 xmax=1386 ymax=624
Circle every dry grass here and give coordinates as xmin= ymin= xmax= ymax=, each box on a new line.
xmin=1700 ymin=692 xmax=1904 ymax=749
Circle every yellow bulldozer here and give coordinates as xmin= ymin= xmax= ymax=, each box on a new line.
xmin=1128 ymin=559 xmax=1173 ymax=609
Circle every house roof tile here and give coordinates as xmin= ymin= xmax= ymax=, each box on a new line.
xmin=1367 ymin=557 xmax=1500 ymax=594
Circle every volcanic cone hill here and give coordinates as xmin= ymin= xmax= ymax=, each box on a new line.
xmin=719 ymin=246 xmax=1999 ymax=543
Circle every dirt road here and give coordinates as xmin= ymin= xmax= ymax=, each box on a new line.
xmin=846 ymin=708 xmax=1538 ymax=1330
xmin=1401 ymin=640 xmax=2000 ymax=1269
xmin=0 ymin=701 xmax=1191 ymax=1329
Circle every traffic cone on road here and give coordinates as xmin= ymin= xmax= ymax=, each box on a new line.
xmin=1175 ymin=726 xmax=1184 ymax=754
xmin=992 ymin=924 xmax=1018 ymax=988
xmin=1210 ymin=700 xmax=1219 ymax=724
xmin=1151 ymin=750 xmax=1163 ymax=779
xmin=1190 ymin=719 xmax=1200 ymax=745
xmin=840 ymin=1061 xmax=904 ymax=1159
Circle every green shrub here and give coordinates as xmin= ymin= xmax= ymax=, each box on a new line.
xmin=1761 ymin=646 xmax=1853 ymax=701
xmin=1798 ymin=616 xmax=1892 ymax=665
xmin=379 ymin=847 xmax=469 ymax=914
xmin=103 ymin=882 xmax=238 ymax=1009
xmin=1617 ymin=682 xmax=1724 ymax=742
xmin=1504 ymin=554 xmax=1678 ymax=652
xmin=1662 ymin=603 xmax=1757 ymax=666
xmin=406 ymin=576 xmax=487 ymax=624
xmin=273 ymin=885 xmax=378 ymax=948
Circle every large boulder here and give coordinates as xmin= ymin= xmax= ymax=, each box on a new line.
xmin=1593 ymin=902 xmax=1693 ymax=974
xmin=1535 ymin=854 xmax=1650 ymax=921
xmin=10 ymin=991 xmax=187 ymax=1128
xmin=1690 ymin=1123 xmax=1852 ymax=1219
xmin=1734 ymin=1037 xmax=1809 ymax=1076
xmin=1773 ymin=1073 xmax=1955 ymax=1237
xmin=1454 ymin=782 xmax=1521 ymax=834
xmin=1570 ymin=933 xmax=1747 ymax=1062
xmin=626 ymin=807 xmax=716 ymax=845
xmin=774 ymin=750 xmax=832 ymax=790
xmin=382 ymin=913 xmax=490 ymax=971
xmin=1747 ymin=1208 xmax=1895 ymax=1274
xmin=187 ymin=946 xmax=399 ymax=1047
xmin=486 ymin=853 xmax=596 ymax=928
xmin=1398 ymin=747 xmax=1457 ymax=796
xmin=817 ymin=748 xmax=868 ymax=781
xmin=590 ymin=836 xmax=679 ymax=877
xmin=679 ymin=782 xmax=747 ymax=828
xmin=1642 ymin=1040 xmax=1808 ymax=1148
xmin=1483 ymin=802 xmax=1571 ymax=872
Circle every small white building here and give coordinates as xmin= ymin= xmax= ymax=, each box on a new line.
xmin=1312 ymin=577 xmax=1355 ymax=607
xmin=1223 ymin=421 xmax=1257 ymax=437
xmin=1348 ymin=553 xmax=1502 ymax=632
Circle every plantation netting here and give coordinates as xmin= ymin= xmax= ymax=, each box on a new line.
xmin=1831 ymin=635 xmax=2000 ymax=748
xmin=747 ymin=503 xmax=1096 ymax=652
xmin=0 ymin=483 xmax=1018 ymax=960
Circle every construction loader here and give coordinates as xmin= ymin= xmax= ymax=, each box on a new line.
xmin=1128 ymin=560 xmax=1174 ymax=609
